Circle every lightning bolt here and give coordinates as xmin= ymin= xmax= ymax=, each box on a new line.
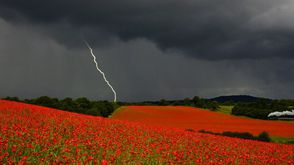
xmin=84 ymin=40 xmax=117 ymax=102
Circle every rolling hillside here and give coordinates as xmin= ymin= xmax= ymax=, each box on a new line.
xmin=112 ymin=106 xmax=294 ymax=138
xmin=209 ymin=95 xmax=270 ymax=103
xmin=1 ymin=100 xmax=294 ymax=164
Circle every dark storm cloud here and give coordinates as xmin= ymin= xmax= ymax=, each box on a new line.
xmin=1 ymin=1 xmax=294 ymax=101
xmin=1 ymin=16 xmax=294 ymax=101
xmin=1 ymin=0 xmax=294 ymax=60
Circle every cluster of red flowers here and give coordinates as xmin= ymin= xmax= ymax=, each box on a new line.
xmin=112 ymin=106 xmax=294 ymax=137
xmin=1 ymin=100 xmax=294 ymax=164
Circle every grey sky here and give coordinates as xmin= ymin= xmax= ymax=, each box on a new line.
xmin=0 ymin=1 xmax=293 ymax=101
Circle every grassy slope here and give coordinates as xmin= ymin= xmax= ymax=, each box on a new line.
xmin=217 ymin=105 xmax=233 ymax=114
xmin=271 ymin=137 xmax=294 ymax=144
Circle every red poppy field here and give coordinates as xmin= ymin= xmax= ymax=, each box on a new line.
xmin=1 ymin=100 xmax=294 ymax=164
xmin=112 ymin=106 xmax=294 ymax=138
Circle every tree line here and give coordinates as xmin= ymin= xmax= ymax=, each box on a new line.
xmin=119 ymin=96 xmax=219 ymax=111
xmin=232 ymin=99 xmax=294 ymax=119
xmin=3 ymin=96 xmax=118 ymax=117
xmin=195 ymin=129 xmax=271 ymax=142
xmin=4 ymin=95 xmax=294 ymax=120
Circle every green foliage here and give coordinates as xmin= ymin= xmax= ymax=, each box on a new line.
xmin=31 ymin=96 xmax=61 ymax=109
xmin=3 ymin=96 xmax=19 ymax=102
xmin=159 ymin=99 xmax=169 ymax=106
xmin=232 ymin=99 xmax=292 ymax=119
xmin=191 ymin=96 xmax=219 ymax=110
xmin=185 ymin=128 xmax=196 ymax=132
xmin=221 ymin=101 xmax=235 ymax=106
xmin=60 ymin=98 xmax=76 ymax=112
xmin=122 ymin=96 xmax=220 ymax=111
xmin=222 ymin=131 xmax=255 ymax=140
xmin=257 ymin=132 xmax=270 ymax=142
xmin=232 ymin=106 xmax=270 ymax=119
xmin=3 ymin=96 xmax=117 ymax=118
xmin=75 ymin=97 xmax=91 ymax=111
xmin=271 ymin=137 xmax=294 ymax=144
xmin=217 ymin=106 xmax=233 ymax=114
xmin=198 ymin=129 xmax=214 ymax=134
xmin=198 ymin=130 xmax=271 ymax=142
xmin=86 ymin=107 xmax=102 ymax=116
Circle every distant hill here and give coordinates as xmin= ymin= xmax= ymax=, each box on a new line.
xmin=210 ymin=95 xmax=271 ymax=103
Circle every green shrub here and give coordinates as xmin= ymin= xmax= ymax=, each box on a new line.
xmin=257 ymin=132 xmax=270 ymax=142
xmin=222 ymin=131 xmax=255 ymax=140
xmin=185 ymin=128 xmax=196 ymax=132
xmin=198 ymin=130 xmax=271 ymax=142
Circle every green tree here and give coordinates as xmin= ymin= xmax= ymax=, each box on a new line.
xmin=34 ymin=96 xmax=60 ymax=108
xmin=192 ymin=96 xmax=200 ymax=105
xmin=258 ymin=132 xmax=270 ymax=142
xmin=159 ymin=99 xmax=168 ymax=106
xmin=86 ymin=107 xmax=102 ymax=116
xmin=75 ymin=97 xmax=91 ymax=113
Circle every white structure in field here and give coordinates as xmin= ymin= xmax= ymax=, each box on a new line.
xmin=268 ymin=110 xmax=294 ymax=117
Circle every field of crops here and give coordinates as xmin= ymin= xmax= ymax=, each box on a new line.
xmin=112 ymin=106 xmax=294 ymax=138
xmin=1 ymin=100 xmax=294 ymax=164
